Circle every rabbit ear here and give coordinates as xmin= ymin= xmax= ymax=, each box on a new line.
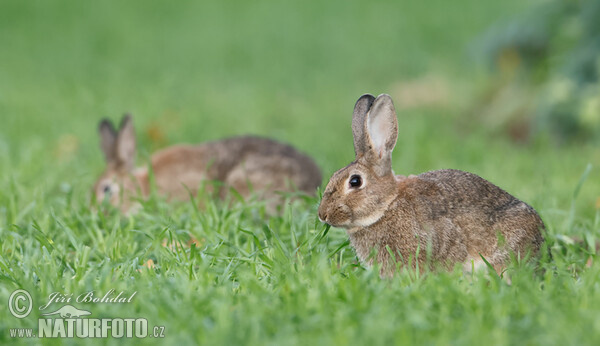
xmin=352 ymin=94 xmax=376 ymax=157
xmin=115 ymin=114 xmax=136 ymax=170
xmin=364 ymin=94 xmax=398 ymax=176
xmin=98 ymin=119 xmax=118 ymax=163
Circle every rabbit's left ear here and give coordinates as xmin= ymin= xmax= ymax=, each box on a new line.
xmin=116 ymin=114 xmax=136 ymax=170
xmin=99 ymin=119 xmax=117 ymax=163
xmin=364 ymin=94 xmax=398 ymax=176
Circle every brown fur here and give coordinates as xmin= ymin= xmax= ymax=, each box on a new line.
xmin=318 ymin=94 xmax=545 ymax=276
xmin=94 ymin=115 xmax=322 ymax=213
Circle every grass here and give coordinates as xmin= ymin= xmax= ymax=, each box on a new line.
xmin=1 ymin=0 xmax=600 ymax=345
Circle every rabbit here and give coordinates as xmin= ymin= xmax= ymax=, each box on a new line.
xmin=94 ymin=114 xmax=322 ymax=214
xmin=318 ymin=94 xmax=545 ymax=276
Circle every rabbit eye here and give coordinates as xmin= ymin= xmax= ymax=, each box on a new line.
xmin=103 ymin=185 xmax=111 ymax=194
xmin=349 ymin=175 xmax=362 ymax=188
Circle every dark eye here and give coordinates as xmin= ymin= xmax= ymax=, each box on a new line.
xmin=103 ymin=185 xmax=111 ymax=194
xmin=349 ymin=175 xmax=362 ymax=188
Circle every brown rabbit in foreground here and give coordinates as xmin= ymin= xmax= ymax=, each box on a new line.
xmin=94 ymin=115 xmax=322 ymax=214
xmin=318 ymin=94 xmax=545 ymax=276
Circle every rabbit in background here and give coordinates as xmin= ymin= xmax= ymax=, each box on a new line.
xmin=94 ymin=114 xmax=322 ymax=214
xmin=318 ymin=94 xmax=545 ymax=276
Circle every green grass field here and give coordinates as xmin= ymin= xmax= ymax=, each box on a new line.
xmin=1 ymin=1 xmax=600 ymax=345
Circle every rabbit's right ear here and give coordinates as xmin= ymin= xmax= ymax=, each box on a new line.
xmin=352 ymin=94 xmax=376 ymax=157
xmin=98 ymin=119 xmax=117 ymax=163
xmin=116 ymin=114 xmax=136 ymax=170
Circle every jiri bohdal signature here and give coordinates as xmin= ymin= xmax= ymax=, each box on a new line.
xmin=39 ymin=289 xmax=137 ymax=311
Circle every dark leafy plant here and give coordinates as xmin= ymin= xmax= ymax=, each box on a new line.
xmin=477 ymin=0 xmax=600 ymax=143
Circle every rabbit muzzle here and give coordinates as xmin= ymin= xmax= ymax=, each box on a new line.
xmin=318 ymin=201 xmax=353 ymax=228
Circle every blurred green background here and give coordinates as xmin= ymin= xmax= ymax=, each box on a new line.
xmin=1 ymin=0 xmax=600 ymax=344
xmin=1 ymin=0 xmax=598 ymax=215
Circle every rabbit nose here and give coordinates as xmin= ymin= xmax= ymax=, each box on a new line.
xmin=318 ymin=210 xmax=328 ymax=223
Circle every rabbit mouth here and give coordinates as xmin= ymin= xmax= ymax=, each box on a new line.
xmin=318 ymin=204 xmax=352 ymax=227
xmin=318 ymin=214 xmax=350 ymax=228
xmin=320 ymin=205 xmax=386 ymax=229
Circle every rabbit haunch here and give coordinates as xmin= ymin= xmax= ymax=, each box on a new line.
xmin=94 ymin=115 xmax=322 ymax=213
xmin=318 ymin=94 xmax=545 ymax=275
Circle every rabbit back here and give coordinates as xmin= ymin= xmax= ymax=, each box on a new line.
xmin=149 ymin=136 xmax=322 ymax=200
xmin=217 ymin=136 xmax=322 ymax=200
xmin=414 ymin=170 xmax=544 ymax=263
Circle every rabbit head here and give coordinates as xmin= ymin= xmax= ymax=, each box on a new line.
xmin=93 ymin=114 xmax=142 ymax=211
xmin=318 ymin=94 xmax=400 ymax=230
